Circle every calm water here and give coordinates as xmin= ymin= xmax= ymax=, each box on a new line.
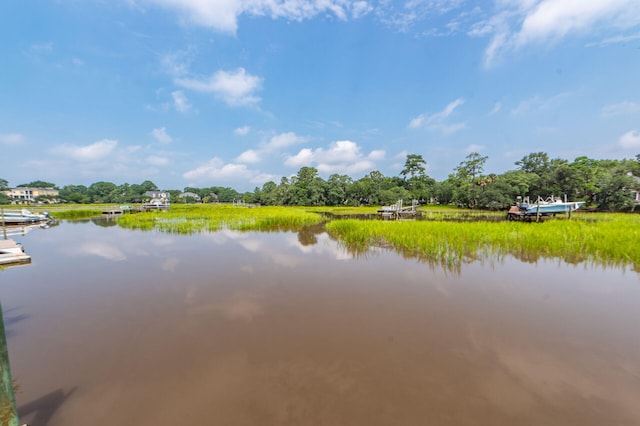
xmin=2 ymin=219 xmax=640 ymax=425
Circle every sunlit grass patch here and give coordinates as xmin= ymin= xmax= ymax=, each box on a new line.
xmin=116 ymin=204 xmax=322 ymax=233
xmin=1 ymin=204 xmax=108 ymax=220
xmin=326 ymin=213 xmax=640 ymax=271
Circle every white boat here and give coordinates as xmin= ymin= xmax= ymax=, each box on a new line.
xmin=521 ymin=199 xmax=585 ymax=215
xmin=0 ymin=209 xmax=52 ymax=224
xmin=507 ymin=196 xmax=585 ymax=221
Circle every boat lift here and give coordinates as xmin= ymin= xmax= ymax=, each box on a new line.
xmin=506 ymin=196 xmax=584 ymax=222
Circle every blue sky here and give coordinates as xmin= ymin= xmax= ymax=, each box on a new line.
xmin=1 ymin=0 xmax=640 ymax=192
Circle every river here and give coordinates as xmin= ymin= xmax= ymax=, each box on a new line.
xmin=3 ymin=219 xmax=640 ymax=425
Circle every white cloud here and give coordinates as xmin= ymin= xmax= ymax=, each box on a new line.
xmin=0 ymin=133 xmax=25 ymax=146
xmin=147 ymin=155 xmax=170 ymax=165
xmin=317 ymin=160 xmax=375 ymax=175
xmin=142 ymin=0 xmax=355 ymax=33
xmin=234 ymin=126 xmax=250 ymax=136
xmin=515 ymin=1 xmax=639 ymax=47
xmin=408 ymin=114 xmax=426 ymax=129
xmin=285 ymin=148 xmax=314 ymax=168
xmin=161 ymin=47 xmax=195 ymax=77
xmin=54 ymin=139 xmax=118 ymax=161
xmin=284 ymin=140 xmax=381 ymax=175
xmin=351 ymin=1 xmax=373 ymax=19
xmin=144 ymin=0 xmax=242 ymax=33
xmin=395 ymin=150 xmax=409 ymax=159
xmin=27 ymin=139 xmax=176 ymax=184
xmin=488 ymin=102 xmax=502 ymax=115
xmin=368 ymin=150 xmax=386 ymax=161
xmin=151 ymin=127 xmax=173 ymax=144
xmin=510 ymin=92 xmax=571 ymax=115
xmin=619 ymin=130 xmax=640 ymax=149
xmin=477 ymin=0 xmax=640 ymax=66
xmin=24 ymin=42 xmax=54 ymax=59
xmin=409 ymin=98 xmax=465 ymax=134
xmin=266 ymin=132 xmax=307 ymax=149
xmin=250 ymin=172 xmax=280 ymax=185
xmin=588 ymin=31 xmax=640 ymax=47
xmin=236 ymin=149 xmax=261 ymax=164
xmin=375 ymin=0 xmax=468 ymax=32
xmin=465 ymin=144 xmax=485 ymax=153
xmin=183 ymin=157 xmax=254 ymax=181
xmin=316 ymin=140 xmax=362 ymax=163
xmin=602 ymin=101 xmax=640 ymax=117
xmin=175 ymin=67 xmax=262 ymax=107
xmin=172 ymin=90 xmax=192 ymax=112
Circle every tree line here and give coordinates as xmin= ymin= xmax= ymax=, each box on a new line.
xmin=2 ymin=152 xmax=640 ymax=211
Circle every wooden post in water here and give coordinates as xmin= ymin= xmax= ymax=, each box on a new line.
xmin=0 ymin=302 xmax=20 ymax=426
xmin=1 ymin=208 xmax=6 ymax=240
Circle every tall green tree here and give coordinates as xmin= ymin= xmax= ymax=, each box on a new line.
xmin=450 ymin=152 xmax=488 ymax=208
xmin=568 ymin=156 xmax=601 ymax=202
xmin=400 ymin=154 xmax=435 ymax=202
xmin=597 ymin=168 xmax=637 ymax=211
xmin=326 ymin=174 xmax=352 ymax=205
xmin=400 ymin=154 xmax=427 ymax=179
xmin=254 ymin=181 xmax=277 ymax=205
xmin=514 ymin=152 xmax=557 ymax=199
xmin=272 ymin=177 xmax=292 ymax=205
xmin=456 ymin=152 xmax=487 ymax=181
xmin=59 ymin=184 xmax=89 ymax=203
xmin=290 ymin=167 xmax=326 ymax=205
xmin=0 ymin=180 xmax=9 ymax=204
xmin=88 ymin=181 xmax=117 ymax=203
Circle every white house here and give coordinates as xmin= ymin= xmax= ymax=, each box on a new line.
xmin=143 ymin=190 xmax=170 ymax=209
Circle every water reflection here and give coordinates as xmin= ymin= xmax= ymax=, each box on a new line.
xmin=2 ymin=220 xmax=640 ymax=425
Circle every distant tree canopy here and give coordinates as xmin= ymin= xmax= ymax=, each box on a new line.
xmin=17 ymin=180 xmax=57 ymax=188
xmin=0 ymin=179 xmax=9 ymax=204
xmin=3 ymin=153 xmax=640 ymax=211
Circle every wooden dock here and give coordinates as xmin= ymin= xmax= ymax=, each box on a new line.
xmin=102 ymin=205 xmax=144 ymax=215
xmin=0 ymin=239 xmax=31 ymax=266
xmin=377 ymin=200 xmax=421 ymax=220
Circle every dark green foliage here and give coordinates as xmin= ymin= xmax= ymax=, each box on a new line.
xmin=5 ymin=152 xmax=640 ymax=211
xmin=17 ymin=180 xmax=57 ymax=188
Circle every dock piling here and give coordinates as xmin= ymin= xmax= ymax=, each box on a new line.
xmin=0 ymin=302 xmax=20 ymax=426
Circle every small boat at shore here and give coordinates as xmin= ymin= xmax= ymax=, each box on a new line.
xmin=507 ymin=197 xmax=585 ymax=221
xmin=521 ymin=199 xmax=585 ymax=215
xmin=0 ymin=209 xmax=53 ymax=224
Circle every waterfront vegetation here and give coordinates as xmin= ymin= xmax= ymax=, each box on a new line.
xmin=4 ymin=203 xmax=639 ymax=272
xmin=116 ymin=204 xmax=321 ymax=233
xmin=3 ymin=152 xmax=640 ymax=212
xmin=325 ymin=212 xmax=640 ymax=272
xmin=114 ymin=205 xmax=639 ymax=272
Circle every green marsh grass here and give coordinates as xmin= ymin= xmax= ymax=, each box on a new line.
xmin=326 ymin=212 xmax=640 ymax=271
xmin=26 ymin=204 xmax=640 ymax=271
xmin=8 ymin=204 xmax=109 ymax=220
xmin=116 ymin=204 xmax=321 ymax=234
xmin=47 ymin=208 xmax=105 ymax=219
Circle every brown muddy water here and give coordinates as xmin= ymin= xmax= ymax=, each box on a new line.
xmin=2 ymin=219 xmax=640 ymax=425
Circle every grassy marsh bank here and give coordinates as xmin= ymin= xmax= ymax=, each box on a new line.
xmin=116 ymin=204 xmax=321 ymax=233
xmin=325 ymin=212 xmax=640 ymax=271
xmin=0 ymin=204 xmax=106 ymax=220
xmin=7 ymin=204 xmax=638 ymax=271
